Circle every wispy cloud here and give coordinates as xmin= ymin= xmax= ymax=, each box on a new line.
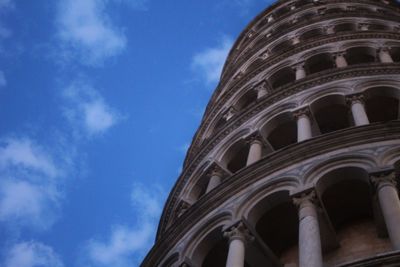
xmin=0 ymin=138 xmax=63 ymax=230
xmin=56 ymin=0 xmax=127 ymax=65
xmin=191 ymin=36 xmax=233 ymax=84
xmin=63 ymin=79 xmax=121 ymax=137
xmin=83 ymin=183 xmax=165 ymax=267
xmin=3 ymin=241 xmax=64 ymax=267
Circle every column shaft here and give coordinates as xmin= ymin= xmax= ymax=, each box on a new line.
xmin=205 ymin=174 xmax=222 ymax=193
xmin=351 ymin=101 xmax=369 ymax=126
xmin=297 ymin=115 xmax=312 ymax=142
xmin=226 ymin=239 xmax=245 ymax=267
xmin=295 ymin=193 xmax=323 ymax=267
xmin=335 ymin=55 xmax=347 ymax=68
xmin=246 ymin=140 xmax=263 ymax=166
xmin=296 ymin=66 xmax=306 ymax=80
xmin=257 ymin=88 xmax=267 ymax=99
xmin=379 ymin=50 xmax=394 ymax=63
xmin=377 ymin=183 xmax=400 ymax=250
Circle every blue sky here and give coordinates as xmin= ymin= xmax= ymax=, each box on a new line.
xmin=0 ymin=0 xmax=274 ymax=266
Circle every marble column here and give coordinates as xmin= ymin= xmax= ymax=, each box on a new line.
xmin=224 ymin=222 xmax=253 ymax=267
xmin=224 ymin=107 xmax=237 ymax=121
xmin=333 ymin=52 xmax=348 ymax=68
xmin=255 ymin=81 xmax=268 ymax=99
xmin=379 ymin=48 xmax=394 ymax=63
xmin=346 ymin=94 xmax=369 ymax=126
xmin=325 ymin=25 xmax=335 ymax=34
xmin=359 ymin=23 xmax=369 ymax=31
xmin=292 ymin=35 xmax=300 ymax=45
xmin=293 ymin=191 xmax=323 ymax=267
xmin=371 ymin=171 xmax=400 ymax=250
xmin=205 ymin=170 xmax=223 ymax=193
xmin=294 ymin=107 xmax=313 ymax=142
xmin=294 ymin=63 xmax=306 ymax=80
xmin=246 ymin=133 xmax=264 ymax=166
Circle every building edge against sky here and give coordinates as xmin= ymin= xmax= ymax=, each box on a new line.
xmin=142 ymin=0 xmax=400 ymax=266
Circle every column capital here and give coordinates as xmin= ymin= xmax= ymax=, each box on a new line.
xmin=254 ymin=80 xmax=270 ymax=94
xmin=293 ymin=189 xmax=318 ymax=210
xmin=176 ymin=199 xmax=191 ymax=218
xmin=346 ymin=93 xmax=365 ymax=106
xmin=292 ymin=61 xmax=305 ymax=71
xmin=223 ymin=221 xmax=254 ymax=243
xmin=378 ymin=47 xmax=391 ymax=53
xmin=204 ymin=161 xmax=230 ymax=178
xmin=293 ymin=106 xmax=311 ymax=120
xmin=370 ymin=169 xmax=397 ymax=190
xmin=223 ymin=106 xmax=238 ymax=120
xmin=245 ymin=131 xmax=264 ymax=146
xmin=332 ymin=50 xmax=346 ymax=58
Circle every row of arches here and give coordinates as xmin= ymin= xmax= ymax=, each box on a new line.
xmin=234 ymin=0 xmax=399 ymax=67
xmin=222 ymin=87 xmax=399 ymax=174
xmin=187 ymin=86 xmax=400 ymax=203
xmin=166 ymin=162 xmax=400 ymax=267
xmin=208 ymin=44 xmax=400 ymax=139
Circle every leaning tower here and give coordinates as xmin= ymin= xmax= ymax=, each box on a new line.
xmin=142 ymin=0 xmax=400 ymax=266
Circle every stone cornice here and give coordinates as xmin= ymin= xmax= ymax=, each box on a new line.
xmin=158 ymin=64 xmax=400 ymax=240
xmin=185 ymin=33 xmax=400 ymax=164
xmin=146 ymin=122 xmax=400 ymax=266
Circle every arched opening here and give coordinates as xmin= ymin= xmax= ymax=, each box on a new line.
xmin=364 ymin=87 xmax=400 ymax=123
xmin=301 ymin=28 xmax=325 ymax=41
xmin=368 ymin=23 xmax=390 ymax=31
xmin=305 ymin=53 xmax=335 ymax=75
xmin=345 ymin=47 xmax=376 ymax=65
xmin=192 ymin=227 xmax=229 ymax=267
xmin=221 ymin=140 xmax=250 ymax=173
xmin=271 ymin=39 xmax=293 ymax=54
xmin=247 ymin=190 xmax=299 ymax=266
xmin=316 ymin=167 xmax=391 ymax=266
xmin=310 ymin=95 xmax=351 ymax=134
xmin=234 ymin=89 xmax=258 ymax=111
xmin=390 ymin=47 xmax=400 ymax=62
xmin=260 ymin=112 xmax=297 ymax=150
xmin=188 ymin=173 xmax=210 ymax=203
xmin=334 ymin=23 xmax=356 ymax=33
xmin=269 ymin=67 xmax=296 ymax=89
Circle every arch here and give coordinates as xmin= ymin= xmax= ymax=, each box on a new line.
xmin=315 ymin=166 xmax=391 ymax=265
xmin=345 ymin=46 xmax=377 ymax=65
xmin=303 ymin=154 xmax=378 ymax=185
xmin=260 ymin=112 xmax=297 ymax=150
xmin=301 ymin=27 xmax=325 ymax=41
xmin=334 ymin=22 xmax=356 ymax=33
xmin=310 ymin=94 xmax=352 ymax=134
xmin=379 ymin=145 xmax=400 ymax=167
xmin=363 ymin=86 xmax=400 ymax=123
xmin=186 ymin=212 xmax=232 ymax=267
xmin=244 ymin=187 xmax=299 ymax=265
xmin=305 ymin=52 xmax=335 ymax=75
xmin=220 ymin=138 xmax=249 ymax=173
xmin=269 ymin=66 xmax=296 ymax=89
xmin=233 ymin=88 xmax=258 ymax=111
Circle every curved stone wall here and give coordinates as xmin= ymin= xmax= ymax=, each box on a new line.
xmin=142 ymin=1 xmax=400 ymax=266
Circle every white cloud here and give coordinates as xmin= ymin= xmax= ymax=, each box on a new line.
xmin=0 ymin=138 xmax=58 ymax=178
xmin=56 ymin=0 xmax=126 ymax=65
xmin=0 ymin=70 xmax=6 ymax=86
xmin=83 ymin=183 xmax=164 ymax=267
xmin=192 ymin=36 xmax=233 ymax=84
xmin=63 ymin=80 xmax=120 ymax=136
xmin=4 ymin=241 xmax=64 ymax=267
xmin=0 ymin=138 xmax=62 ymax=230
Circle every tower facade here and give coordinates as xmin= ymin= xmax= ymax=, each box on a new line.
xmin=142 ymin=0 xmax=400 ymax=266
